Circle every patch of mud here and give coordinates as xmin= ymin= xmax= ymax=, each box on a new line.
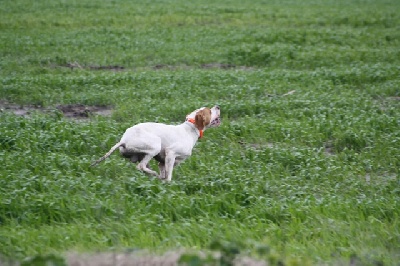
xmin=56 ymin=104 xmax=112 ymax=118
xmin=89 ymin=65 xmax=125 ymax=71
xmin=201 ymin=63 xmax=236 ymax=69
xmin=153 ymin=64 xmax=171 ymax=70
xmin=63 ymin=62 xmax=125 ymax=71
xmin=58 ymin=62 xmax=256 ymax=71
xmin=202 ymin=63 xmax=254 ymax=70
xmin=0 ymin=100 xmax=45 ymax=116
xmin=324 ymin=141 xmax=335 ymax=156
xmin=152 ymin=63 xmax=253 ymax=70
xmin=0 ymin=101 xmax=112 ymax=119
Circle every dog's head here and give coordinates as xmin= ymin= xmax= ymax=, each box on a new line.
xmin=186 ymin=105 xmax=221 ymax=131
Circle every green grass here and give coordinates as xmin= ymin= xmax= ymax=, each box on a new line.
xmin=1 ymin=0 xmax=399 ymax=265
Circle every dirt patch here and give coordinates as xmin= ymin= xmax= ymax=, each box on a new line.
xmin=201 ymin=63 xmax=236 ymax=69
xmin=0 ymin=100 xmax=45 ymax=116
xmin=88 ymin=65 xmax=125 ymax=71
xmin=151 ymin=63 xmax=253 ymax=70
xmin=56 ymin=104 xmax=112 ymax=118
xmin=0 ymin=101 xmax=112 ymax=119
xmin=63 ymin=62 xmax=125 ymax=71
xmin=55 ymin=61 xmax=256 ymax=71
xmin=152 ymin=63 xmax=234 ymax=70
xmin=153 ymin=64 xmax=172 ymax=70
xmin=151 ymin=64 xmax=191 ymax=70
xmin=201 ymin=63 xmax=254 ymax=70
xmin=324 ymin=141 xmax=335 ymax=156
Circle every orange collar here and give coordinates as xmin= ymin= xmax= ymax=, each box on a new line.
xmin=186 ymin=118 xmax=203 ymax=138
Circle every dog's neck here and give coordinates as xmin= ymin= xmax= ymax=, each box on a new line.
xmin=184 ymin=118 xmax=204 ymax=139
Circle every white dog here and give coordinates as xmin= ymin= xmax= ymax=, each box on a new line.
xmin=91 ymin=106 xmax=221 ymax=181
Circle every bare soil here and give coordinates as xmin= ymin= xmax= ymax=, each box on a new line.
xmin=56 ymin=104 xmax=112 ymax=118
xmin=152 ymin=63 xmax=252 ymax=70
xmin=63 ymin=62 xmax=125 ymax=71
xmin=201 ymin=63 xmax=236 ymax=69
xmin=55 ymin=61 xmax=252 ymax=71
xmin=0 ymin=101 xmax=112 ymax=119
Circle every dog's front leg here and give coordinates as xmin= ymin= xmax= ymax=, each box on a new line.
xmin=158 ymin=162 xmax=166 ymax=180
xmin=164 ymin=150 xmax=176 ymax=182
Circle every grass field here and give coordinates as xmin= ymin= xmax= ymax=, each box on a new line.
xmin=1 ymin=0 xmax=399 ymax=265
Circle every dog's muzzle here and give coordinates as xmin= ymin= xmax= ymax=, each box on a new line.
xmin=210 ymin=117 xmax=221 ymax=127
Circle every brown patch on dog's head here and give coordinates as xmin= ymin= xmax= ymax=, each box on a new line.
xmin=194 ymin=108 xmax=212 ymax=131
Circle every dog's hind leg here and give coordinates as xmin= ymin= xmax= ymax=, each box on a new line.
xmin=124 ymin=132 xmax=161 ymax=177
xmin=137 ymin=144 xmax=161 ymax=177
xmin=130 ymin=153 xmax=144 ymax=163
xmin=137 ymin=154 xmax=158 ymax=176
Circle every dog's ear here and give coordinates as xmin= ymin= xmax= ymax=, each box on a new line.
xmin=195 ymin=108 xmax=211 ymax=131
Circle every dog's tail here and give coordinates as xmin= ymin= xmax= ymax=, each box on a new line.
xmin=90 ymin=142 xmax=124 ymax=167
